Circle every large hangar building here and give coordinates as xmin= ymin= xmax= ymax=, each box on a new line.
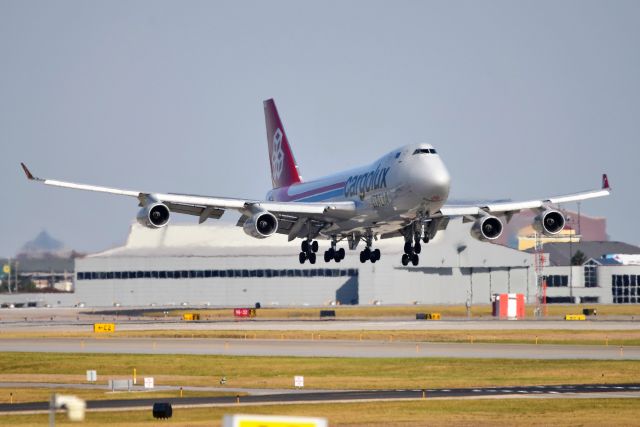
xmin=70 ymin=219 xmax=540 ymax=307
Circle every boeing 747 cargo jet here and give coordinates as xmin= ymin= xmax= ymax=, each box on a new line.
xmin=21 ymin=99 xmax=610 ymax=266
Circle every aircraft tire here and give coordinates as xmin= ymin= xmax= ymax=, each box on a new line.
xmin=401 ymin=254 xmax=409 ymax=266
xmin=414 ymin=242 xmax=421 ymax=254
xmin=372 ymin=249 xmax=381 ymax=261
xmin=404 ymin=241 xmax=412 ymax=254
xmin=411 ymin=253 xmax=419 ymax=266
xmin=359 ymin=251 xmax=367 ymax=263
xmin=324 ymin=251 xmax=331 ymax=263
xmin=301 ymin=240 xmax=309 ymax=253
xmin=311 ymin=241 xmax=319 ymax=253
xmin=299 ymin=252 xmax=307 ymax=264
xmin=337 ymin=248 xmax=345 ymax=260
xmin=308 ymin=252 xmax=316 ymax=264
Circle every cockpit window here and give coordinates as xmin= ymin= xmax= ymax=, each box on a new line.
xmin=413 ymin=148 xmax=437 ymax=155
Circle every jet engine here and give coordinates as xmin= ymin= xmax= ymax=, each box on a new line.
xmin=533 ymin=209 xmax=565 ymax=236
xmin=470 ymin=215 xmax=503 ymax=241
xmin=243 ymin=211 xmax=278 ymax=239
xmin=136 ymin=202 xmax=170 ymax=229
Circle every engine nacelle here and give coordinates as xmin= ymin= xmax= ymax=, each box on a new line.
xmin=470 ymin=215 xmax=503 ymax=241
xmin=533 ymin=209 xmax=565 ymax=236
xmin=243 ymin=211 xmax=278 ymax=239
xmin=136 ymin=202 xmax=170 ymax=229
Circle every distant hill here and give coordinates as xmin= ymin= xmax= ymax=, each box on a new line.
xmin=11 ymin=231 xmax=84 ymax=272
xmin=20 ymin=230 xmax=65 ymax=255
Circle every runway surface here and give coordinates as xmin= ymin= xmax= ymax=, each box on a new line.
xmin=1 ymin=383 xmax=639 ymax=414
xmin=1 ymin=337 xmax=638 ymax=359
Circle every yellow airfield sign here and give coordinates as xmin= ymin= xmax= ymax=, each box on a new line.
xmin=223 ymin=414 xmax=327 ymax=427
xmin=93 ymin=323 xmax=116 ymax=333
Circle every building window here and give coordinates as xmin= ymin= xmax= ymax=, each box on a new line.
xmin=584 ymin=261 xmax=598 ymax=288
xmin=543 ymin=275 xmax=569 ymax=287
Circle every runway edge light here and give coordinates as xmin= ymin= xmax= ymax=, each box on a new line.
xmin=222 ymin=414 xmax=327 ymax=427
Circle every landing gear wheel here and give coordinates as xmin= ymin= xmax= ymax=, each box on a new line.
xmin=299 ymin=252 xmax=307 ymax=264
xmin=337 ymin=248 xmax=345 ymax=260
xmin=308 ymin=252 xmax=316 ymax=264
xmin=324 ymin=251 xmax=331 ymax=263
xmin=404 ymin=241 xmax=413 ymax=254
xmin=372 ymin=249 xmax=381 ymax=261
xmin=311 ymin=241 xmax=319 ymax=253
xmin=359 ymin=251 xmax=368 ymax=263
xmin=301 ymin=240 xmax=309 ymax=253
xmin=414 ymin=242 xmax=421 ymax=254
xmin=401 ymin=253 xmax=409 ymax=266
xmin=422 ymin=236 xmax=430 ymax=244
xmin=411 ymin=253 xmax=419 ymax=266
xmin=363 ymin=247 xmax=371 ymax=259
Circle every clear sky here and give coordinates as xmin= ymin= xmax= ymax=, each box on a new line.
xmin=1 ymin=1 xmax=638 ymax=256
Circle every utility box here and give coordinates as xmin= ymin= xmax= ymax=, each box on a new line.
xmin=152 ymin=402 xmax=172 ymax=419
xmin=416 ymin=313 xmax=441 ymax=320
xmin=320 ymin=310 xmax=336 ymax=319
xmin=492 ymin=293 xmax=525 ymax=319
xmin=233 ymin=308 xmax=256 ymax=318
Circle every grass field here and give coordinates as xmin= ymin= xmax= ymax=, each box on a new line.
xmin=3 ymin=398 xmax=640 ymax=426
xmin=139 ymin=304 xmax=640 ymax=320
xmin=1 ymin=353 xmax=638 ymax=393
xmin=3 ymin=328 xmax=640 ymax=346
xmin=1 ymin=388 xmax=239 ymax=405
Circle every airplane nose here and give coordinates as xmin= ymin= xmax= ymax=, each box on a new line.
xmin=412 ymin=159 xmax=450 ymax=203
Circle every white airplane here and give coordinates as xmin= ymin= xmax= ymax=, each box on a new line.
xmin=21 ymin=99 xmax=611 ymax=266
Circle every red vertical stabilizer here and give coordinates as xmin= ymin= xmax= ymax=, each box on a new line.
xmin=264 ymin=99 xmax=302 ymax=189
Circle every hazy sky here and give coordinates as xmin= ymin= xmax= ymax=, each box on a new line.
xmin=1 ymin=1 xmax=638 ymax=256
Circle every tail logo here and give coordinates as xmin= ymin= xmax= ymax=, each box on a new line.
xmin=271 ymin=128 xmax=285 ymax=181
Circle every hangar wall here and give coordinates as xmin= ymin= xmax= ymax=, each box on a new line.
xmin=66 ymin=219 xmax=540 ymax=307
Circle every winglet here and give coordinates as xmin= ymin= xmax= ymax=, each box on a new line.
xmin=602 ymin=173 xmax=610 ymax=190
xmin=21 ymin=162 xmax=36 ymax=180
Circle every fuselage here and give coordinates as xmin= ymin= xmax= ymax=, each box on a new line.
xmin=266 ymin=143 xmax=451 ymax=237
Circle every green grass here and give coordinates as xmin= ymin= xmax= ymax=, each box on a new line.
xmin=3 ymin=329 xmax=640 ymax=346
xmin=3 ymin=398 xmax=640 ymax=426
xmin=0 ymin=353 xmax=638 ymax=391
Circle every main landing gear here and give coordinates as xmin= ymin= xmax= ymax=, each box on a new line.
xmin=401 ymin=229 xmax=426 ymax=267
xmin=299 ymin=239 xmax=319 ymax=264
xmin=324 ymin=236 xmax=345 ymax=263
xmin=359 ymin=234 xmax=381 ymax=264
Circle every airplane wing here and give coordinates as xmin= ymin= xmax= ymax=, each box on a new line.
xmin=20 ymin=163 xmax=355 ymax=239
xmin=437 ymin=174 xmax=611 ymax=218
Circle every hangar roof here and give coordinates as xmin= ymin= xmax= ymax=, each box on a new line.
xmin=87 ymin=220 xmax=535 ymax=269
xmin=526 ymin=241 xmax=640 ymax=266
